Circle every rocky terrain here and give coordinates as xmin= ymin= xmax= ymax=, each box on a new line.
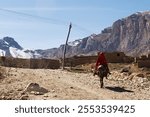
xmin=0 ymin=63 xmax=149 ymax=100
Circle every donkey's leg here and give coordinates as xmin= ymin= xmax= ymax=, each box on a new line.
xmin=100 ymin=77 xmax=104 ymax=88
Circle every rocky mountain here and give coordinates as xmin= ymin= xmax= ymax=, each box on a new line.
xmin=0 ymin=37 xmax=22 ymax=56
xmin=0 ymin=37 xmax=41 ymax=58
xmin=0 ymin=11 xmax=150 ymax=59
xmin=43 ymin=11 xmax=150 ymax=58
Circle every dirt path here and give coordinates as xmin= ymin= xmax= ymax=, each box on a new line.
xmin=0 ymin=67 xmax=150 ymax=100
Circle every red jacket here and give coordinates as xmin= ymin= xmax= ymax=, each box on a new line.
xmin=95 ymin=52 xmax=108 ymax=70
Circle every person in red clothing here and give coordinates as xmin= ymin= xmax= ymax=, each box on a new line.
xmin=93 ymin=52 xmax=111 ymax=76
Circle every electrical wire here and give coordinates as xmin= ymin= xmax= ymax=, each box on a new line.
xmin=0 ymin=8 xmax=67 ymax=25
xmin=0 ymin=7 xmax=93 ymax=35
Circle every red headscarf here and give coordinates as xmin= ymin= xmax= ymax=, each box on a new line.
xmin=95 ymin=52 xmax=108 ymax=70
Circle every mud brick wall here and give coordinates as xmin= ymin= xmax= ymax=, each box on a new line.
xmin=136 ymin=54 xmax=150 ymax=61
xmin=139 ymin=55 xmax=148 ymax=60
xmin=123 ymin=56 xmax=134 ymax=63
xmin=64 ymin=52 xmax=134 ymax=67
xmin=0 ymin=57 xmax=30 ymax=68
xmin=30 ymin=59 xmax=60 ymax=69
xmin=136 ymin=54 xmax=150 ymax=68
xmin=73 ymin=56 xmax=97 ymax=65
xmin=137 ymin=60 xmax=150 ymax=68
xmin=64 ymin=56 xmax=97 ymax=67
xmin=0 ymin=57 xmax=60 ymax=69
xmin=13 ymin=58 xmax=30 ymax=68
xmin=0 ymin=56 xmax=6 ymax=66
xmin=105 ymin=52 xmax=126 ymax=63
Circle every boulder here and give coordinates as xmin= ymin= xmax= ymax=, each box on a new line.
xmin=24 ymin=83 xmax=48 ymax=95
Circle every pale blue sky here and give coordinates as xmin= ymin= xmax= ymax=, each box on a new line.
xmin=0 ymin=0 xmax=149 ymax=49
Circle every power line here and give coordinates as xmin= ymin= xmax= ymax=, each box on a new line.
xmin=0 ymin=8 xmax=93 ymax=35
xmin=73 ymin=23 xmax=93 ymax=35
xmin=0 ymin=8 xmax=67 ymax=25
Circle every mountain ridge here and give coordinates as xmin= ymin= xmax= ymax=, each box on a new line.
xmin=0 ymin=11 xmax=150 ymax=59
xmin=46 ymin=11 xmax=150 ymax=58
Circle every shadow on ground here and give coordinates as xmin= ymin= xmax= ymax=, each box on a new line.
xmin=105 ymin=86 xmax=134 ymax=93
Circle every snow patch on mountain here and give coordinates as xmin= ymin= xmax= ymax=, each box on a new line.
xmin=4 ymin=40 xmax=9 ymax=45
xmin=9 ymin=47 xmax=33 ymax=59
xmin=68 ymin=39 xmax=82 ymax=46
xmin=0 ymin=49 xmax=6 ymax=56
xmin=33 ymin=51 xmax=42 ymax=58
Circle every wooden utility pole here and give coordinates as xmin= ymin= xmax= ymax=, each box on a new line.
xmin=62 ymin=23 xmax=72 ymax=70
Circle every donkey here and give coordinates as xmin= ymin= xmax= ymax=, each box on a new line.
xmin=97 ymin=65 xmax=108 ymax=88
